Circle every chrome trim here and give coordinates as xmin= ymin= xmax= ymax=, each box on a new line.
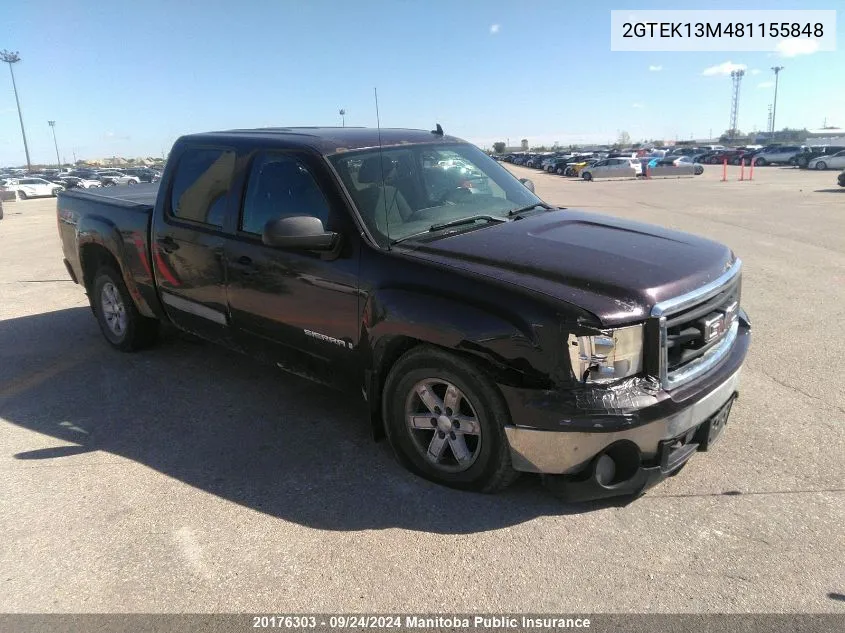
xmin=160 ymin=291 xmax=228 ymax=325
xmin=505 ymin=369 xmax=741 ymax=474
xmin=665 ymin=319 xmax=739 ymax=390
xmin=651 ymin=259 xmax=742 ymax=318
xmin=651 ymin=258 xmax=742 ymax=390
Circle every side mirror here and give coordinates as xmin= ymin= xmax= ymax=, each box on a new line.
xmin=262 ymin=216 xmax=337 ymax=250
xmin=518 ymin=178 xmax=535 ymax=193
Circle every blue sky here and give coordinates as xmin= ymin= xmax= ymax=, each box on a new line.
xmin=0 ymin=0 xmax=842 ymax=165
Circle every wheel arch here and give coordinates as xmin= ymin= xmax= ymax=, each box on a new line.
xmin=362 ymin=287 xmax=558 ymax=441
xmin=77 ymin=227 xmax=155 ymax=319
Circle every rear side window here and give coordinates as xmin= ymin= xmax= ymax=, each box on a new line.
xmin=240 ymin=153 xmax=330 ymax=236
xmin=170 ymin=148 xmax=236 ymax=226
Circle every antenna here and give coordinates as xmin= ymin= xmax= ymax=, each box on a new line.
xmin=374 ymin=87 xmax=390 ymax=248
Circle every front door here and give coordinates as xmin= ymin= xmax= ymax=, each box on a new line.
xmin=153 ymin=145 xmax=236 ymax=343
xmin=225 ymin=150 xmax=360 ymax=390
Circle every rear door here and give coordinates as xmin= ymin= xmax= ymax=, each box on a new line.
xmin=828 ymin=151 xmax=845 ymax=169
xmin=153 ymin=145 xmax=237 ymax=343
xmin=224 ymin=149 xmax=360 ymax=389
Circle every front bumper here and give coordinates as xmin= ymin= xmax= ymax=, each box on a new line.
xmin=500 ymin=318 xmax=750 ymax=500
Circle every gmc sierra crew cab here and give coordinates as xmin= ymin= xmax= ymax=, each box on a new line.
xmin=57 ymin=126 xmax=751 ymax=501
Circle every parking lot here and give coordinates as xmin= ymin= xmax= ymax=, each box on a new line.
xmin=1 ymin=164 xmax=843 ymax=613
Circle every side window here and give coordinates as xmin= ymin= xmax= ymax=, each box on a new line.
xmin=170 ymin=147 xmax=235 ymax=226
xmin=240 ymin=153 xmax=330 ymax=236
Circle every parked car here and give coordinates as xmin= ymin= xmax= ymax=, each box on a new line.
xmin=57 ymin=176 xmax=102 ymax=189
xmin=752 ymin=146 xmax=804 ymax=166
xmin=704 ymin=149 xmax=743 ymax=165
xmin=581 ymin=157 xmax=642 ymax=180
xmin=567 ymin=160 xmax=600 ymax=177
xmin=97 ymin=170 xmax=141 ymax=186
xmin=56 ymin=126 xmax=750 ymax=501
xmin=668 ymin=156 xmax=705 ymax=175
xmin=4 ymin=177 xmax=64 ymax=199
xmin=802 ymin=147 xmax=845 ymax=170
xmin=123 ymin=168 xmax=162 ymax=183
xmin=645 ymin=157 xmax=700 ymax=177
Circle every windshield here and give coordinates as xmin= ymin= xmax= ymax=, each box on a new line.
xmin=328 ymin=142 xmax=543 ymax=245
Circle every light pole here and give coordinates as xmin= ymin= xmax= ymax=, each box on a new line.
xmin=771 ymin=66 xmax=784 ymax=134
xmin=338 ymin=108 xmax=346 ymax=127
xmin=48 ymin=121 xmax=61 ymax=171
xmin=1 ymin=50 xmax=32 ymax=171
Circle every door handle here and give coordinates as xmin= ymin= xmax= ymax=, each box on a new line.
xmin=232 ymin=255 xmax=258 ymax=276
xmin=156 ymin=235 xmax=178 ymax=253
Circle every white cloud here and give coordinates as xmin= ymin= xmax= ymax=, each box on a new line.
xmin=648 ymin=65 xmax=662 ymax=72
xmin=702 ymin=61 xmax=747 ymax=76
xmin=632 ymin=102 xmax=644 ymax=109
xmin=751 ymin=68 xmax=761 ymax=75
xmin=775 ymin=38 xmax=819 ymax=57
xmin=489 ymin=24 xmax=500 ymax=35
xmin=758 ymin=81 xmax=775 ymax=89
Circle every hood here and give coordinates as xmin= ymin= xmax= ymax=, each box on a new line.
xmin=400 ymin=209 xmax=734 ymax=326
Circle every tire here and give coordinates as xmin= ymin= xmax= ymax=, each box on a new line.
xmin=92 ymin=266 xmax=159 ymax=352
xmin=695 ymin=166 xmax=704 ymax=175
xmin=731 ymin=157 xmax=741 ymax=166
xmin=18 ymin=190 xmax=27 ymax=200
xmin=555 ymin=167 xmax=564 ymax=175
xmin=707 ymin=156 xmax=718 ymax=165
xmin=382 ymin=346 xmax=518 ymax=493
xmin=754 ymin=157 xmax=767 ymax=166
xmin=582 ymin=171 xmax=592 ymax=181
xmin=815 ymin=161 xmax=827 ymax=171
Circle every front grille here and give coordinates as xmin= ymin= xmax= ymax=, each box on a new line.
xmin=651 ymin=261 xmax=742 ymax=390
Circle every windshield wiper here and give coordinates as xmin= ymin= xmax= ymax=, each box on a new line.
xmin=390 ymin=215 xmax=508 ymax=245
xmin=507 ymin=202 xmax=553 ymax=218
xmin=428 ymin=214 xmax=508 ymax=231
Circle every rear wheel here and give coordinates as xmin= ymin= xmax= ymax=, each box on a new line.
xmin=382 ymin=346 xmax=518 ymax=493
xmin=815 ymin=161 xmax=827 ymax=170
xmin=754 ymin=157 xmax=767 ymax=166
xmin=556 ymin=167 xmax=564 ymax=175
xmin=92 ymin=267 xmax=159 ymax=351
xmin=18 ymin=190 xmax=27 ymax=200
xmin=582 ymin=171 xmax=593 ymax=181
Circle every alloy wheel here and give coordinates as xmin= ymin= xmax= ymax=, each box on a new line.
xmin=404 ymin=378 xmax=482 ymax=473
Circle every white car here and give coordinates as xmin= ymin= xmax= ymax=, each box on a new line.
xmin=97 ymin=171 xmax=141 ymax=186
xmin=581 ymin=157 xmax=642 ymax=180
xmin=58 ymin=176 xmax=102 ymax=189
xmin=4 ymin=177 xmax=64 ymax=199
xmin=807 ymin=150 xmax=845 ymax=171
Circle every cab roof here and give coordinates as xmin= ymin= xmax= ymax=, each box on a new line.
xmin=181 ymin=127 xmax=466 ymax=155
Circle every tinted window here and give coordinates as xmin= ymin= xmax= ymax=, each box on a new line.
xmin=170 ymin=148 xmax=235 ymax=226
xmin=240 ymin=153 xmax=330 ymax=235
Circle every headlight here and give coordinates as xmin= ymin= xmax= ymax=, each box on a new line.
xmin=568 ymin=324 xmax=644 ymax=383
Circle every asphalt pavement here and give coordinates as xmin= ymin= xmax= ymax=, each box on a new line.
xmin=0 ymin=164 xmax=843 ymax=613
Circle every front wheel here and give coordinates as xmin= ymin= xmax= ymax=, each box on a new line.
xmin=815 ymin=161 xmax=827 ymax=170
xmin=582 ymin=171 xmax=593 ymax=181
xmin=754 ymin=157 xmax=767 ymax=166
xmin=18 ymin=190 xmax=27 ymax=200
xmin=556 ymin=167 xmax=564 ymax=175
xmin=695 ymin=165 xmax=704 ymax=175
xmin=92 ymin=267 xmax=159 ymax=351
xmin=382 ymin=346 xmax=518 ymax=493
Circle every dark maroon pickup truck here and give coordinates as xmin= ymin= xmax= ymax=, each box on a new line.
xmin=57 ymin=127 xmax=750 ymax=501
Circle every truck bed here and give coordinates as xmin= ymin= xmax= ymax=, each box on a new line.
xmin=60 ymin=183 xmax=160 ymax=210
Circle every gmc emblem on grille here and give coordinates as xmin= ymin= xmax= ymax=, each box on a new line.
xmin=702 ymin=301 xmax=738 ymax=343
